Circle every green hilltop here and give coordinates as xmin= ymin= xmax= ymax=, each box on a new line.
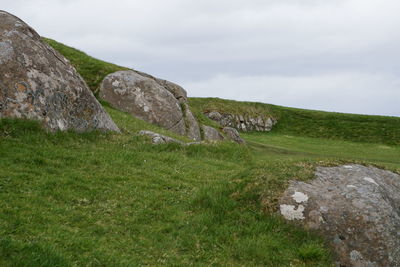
xmin=0 ymin=38 xmax=398 ymax=266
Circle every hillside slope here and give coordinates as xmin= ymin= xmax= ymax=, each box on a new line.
xmin=45 ymin=38 xmax=400 ymax=146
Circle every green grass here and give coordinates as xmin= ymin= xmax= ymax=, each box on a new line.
xmin=1 ymin=104 xmax=399 ymax=265
xmin=43 ymin=38 xmax=128 ymax=93
xmin=1 ymin=108 xmax=339 ymax=266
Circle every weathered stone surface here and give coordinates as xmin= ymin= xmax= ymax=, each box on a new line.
xmin=100 ymin=70 xmax=185 ymax=135
xmin=0 ymin=11 xmax=119 ymax=132
xmin=202 ymin=125 xmax=224 ymax=141
xmin=279 ymin=164 xmax=400 ymax=267
xmin=155 ymin=79 xmax=187 ymax=101
xmin=182 ymin=103 xmax=201 ymax=141
xmin=205 ymin=111 xmax=276 ymax=132
xmin=222 ymin=127 xmax=245 ymax=144
xmin=138 ymin=130 xmax=184 ymax=145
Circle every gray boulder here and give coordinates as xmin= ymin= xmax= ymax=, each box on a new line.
xmin=0 ymin=11 xmax=119 ymax=132
xmin=100 ymin=70 xmax=201 ymax=140
xmin=100 ymin=71 xmax=185 ymax=135
xmin=222 ymin=127 xmax=245 ymax=144
xmin=202 ymin=125 xmax=224 ymax=141
xmin=138 ymin=130 xmax=184 ymax=145
xmin=279 ymin=164 xmax=400 ymax=267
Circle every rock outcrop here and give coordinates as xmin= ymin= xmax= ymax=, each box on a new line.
xmin=205 ymin=111 xmax=276 ymax=132
xmin=0 ymin=11 xmax=119 ymax=132
xmin=222 ymin=127 xmax=246 ymax=144
xmin=202 ymin=125 xmax=224 ymax=141
xmin=279 ymin=164 xmax=400 ymax=267
xmin=100 ymin=70 xmax=201 ymax=141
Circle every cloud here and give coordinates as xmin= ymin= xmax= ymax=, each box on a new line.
xmin=1 ymin=0 xmax=400 ymax=116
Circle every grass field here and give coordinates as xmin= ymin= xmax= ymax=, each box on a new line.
xmin=1 ymin=103 xmax=399 ymax=266
xmin=1 ymin=38 xmax=398 ymax=266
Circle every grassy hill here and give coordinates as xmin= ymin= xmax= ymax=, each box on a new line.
xmin=0 ymin=39 xmax=398 ymax=266
xmin=189 ymin=97 xmax=400 ymax=146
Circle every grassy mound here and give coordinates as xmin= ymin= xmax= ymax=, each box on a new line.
xmin=189 ymin=97 xmax=400 ymax=146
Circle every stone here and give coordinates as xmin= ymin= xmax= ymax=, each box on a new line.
xmin=100 ymin=70 xmax=185 ymax=135
xmin=279 ymin=164 xmax=400 ymax=267
xmin=138 ymin=130 xmax=184 ymax=145
xmin=0 ymin=11 xmax=119 ymax=132
xmin=222 ymin=127 xmax=245 ymax=144
xmin=202 ymin=125 xmax=224 ymax=141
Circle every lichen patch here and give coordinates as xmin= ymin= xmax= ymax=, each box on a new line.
xmin=280 ymin=204 xmax=305 ymax=220
xmin=292 ymin=191 xmax=309 ymax=203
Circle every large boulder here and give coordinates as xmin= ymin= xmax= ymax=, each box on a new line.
xmin=100 ymin=70 xmax=185 ymax=135
xmin=279 ymin=164 xmax=400 ymax=267
xmin=0 ymin=11 xmax=119 ymax=132
xmin=100 ymin=70 xmax=201 ymax=140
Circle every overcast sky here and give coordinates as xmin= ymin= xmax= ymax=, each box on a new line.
xmin=3 ymin=0 xmax=400 ymax=116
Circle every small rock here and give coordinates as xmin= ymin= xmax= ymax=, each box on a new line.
xmin=222 ymin=127 xmax=246 ymax=144
xmin=202 ymin=125 xmax=224 ymax=141
xmin=138 ymin=130 xmax=184 ymax=145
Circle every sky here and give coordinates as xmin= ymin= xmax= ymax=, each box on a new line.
xmin=2 ymin=0 xmax=400 ymax=116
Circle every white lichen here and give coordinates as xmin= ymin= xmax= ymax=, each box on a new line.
xmin=347 ymin=185 xmax=357 ymax=188
xmin=57 ymin=119 xmax=66 ymax=131
xmin=280 ymin=204 xmax=305 ymax=220
xmin=292 ymin=191 xmax=309 ymax=203
xmin=363 ymin=177 xmax=379 ymax=186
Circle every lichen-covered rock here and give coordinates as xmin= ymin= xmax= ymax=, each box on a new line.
xmin=205 ymin=111 xmax=276 ymax=132
xmin=100 ymin=70 xmax=185 ymax=135
xmin=222 ymin=127 xmax=245 ymax=144
xmin=138 ymin=130 xmax=184 ymax=145
xmin=0 ymin=11 xmax=119 ymax=132
xmin=279 ymin=164 xmax=400 ymax=267
xmin=100 ymin=70 xmax=201 ymax=140
xmin=202 ymin=125 xmax=224 ymax=141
